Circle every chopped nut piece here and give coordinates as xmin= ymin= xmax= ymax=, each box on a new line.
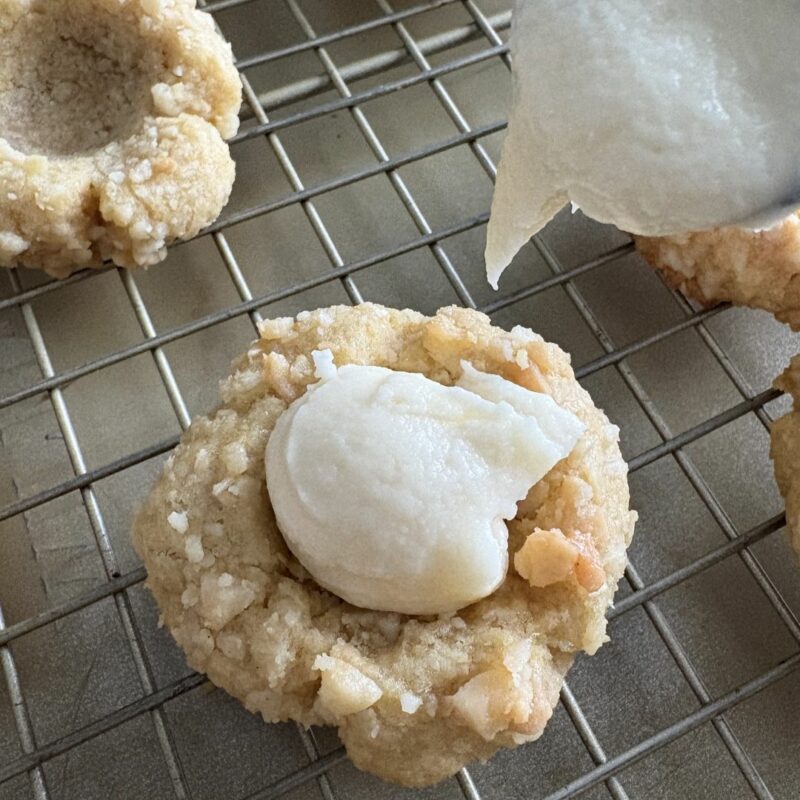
xmin=198 ymin=573 xmax=257 ymax=630
xmin=185 ymin=534 xmax=204 ymax=563
xmin=514 ymin=528 xmax=579 ymax=588
xmin=217 ymin=632 xmax=246 ymax=661
xmin=399 ymin=692 xmax=423 ymax=714
xmin=502 ymin=361 xmax=550 ymax=393
xmin=262 ymin=352 xmax=298 ymax=402
xmin=314 ymin=655 xmax=383 ymax=716
xmin=575 ymin=552 xmax=606 ymax=593
xmin=222 ymin=442 xmax=248 ymax=475
xmin=167 ymin=510 xmax=188 ymax=534
xmin=447 ymin=639 xmax=555 ymax=743
xmin=449 ymin=668 xmax=516 ymax=741
xmin=569 ymin=529 xmax=606 ymax=592
xmin=514 ymin=527 xmax=605 ymax=592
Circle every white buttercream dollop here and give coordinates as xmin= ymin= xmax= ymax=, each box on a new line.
xmin=265 ymin=350 xmax=585 ymax=615
xmin=485 ymin=0 xmax=800 ymax=288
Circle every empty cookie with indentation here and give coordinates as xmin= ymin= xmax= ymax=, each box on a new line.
xmin=0 ymin=0 xmax=242 ymax=278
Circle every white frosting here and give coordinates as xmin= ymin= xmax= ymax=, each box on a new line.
xmin=485 ymin=0 xmax=800 ymax=288
xmin=265 ymin=351 xmax=585 ymax=614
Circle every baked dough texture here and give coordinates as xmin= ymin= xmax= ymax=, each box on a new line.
xmin=0 ymin=0 xmax=241 ymax=277
xmin=133 ymin=304 xmax=636 ymax=786
xmin=634 ymin=213 xmax=800 ymax=329
xmin=770 ymin=356 xmax=800 ymax=555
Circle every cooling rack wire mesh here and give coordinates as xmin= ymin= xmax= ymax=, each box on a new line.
xmin=1 ymin=1 xmax=800 ymax=798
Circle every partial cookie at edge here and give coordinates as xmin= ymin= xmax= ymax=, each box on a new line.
xmin=635 ymin=212 xmax=800 ymax=329
xmin=770 ymin=355 xmax=800 ymax=555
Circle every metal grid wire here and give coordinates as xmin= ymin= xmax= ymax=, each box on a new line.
xmin=1 ymin=1 xmax=799 ymax=798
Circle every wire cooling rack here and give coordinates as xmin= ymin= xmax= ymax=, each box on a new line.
xmin=2 ymin=1 xmax=800 ymax=798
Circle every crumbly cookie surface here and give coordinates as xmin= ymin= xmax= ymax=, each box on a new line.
xmin=635 ymin=213 xmax=800 ymax=329
xmin=771 ymin=356 xmax=800 ymax=555
xmin=0 ymin=0 xmax=241 ymax=277
xmin=133 ymin=304 xmax=636 ymax=786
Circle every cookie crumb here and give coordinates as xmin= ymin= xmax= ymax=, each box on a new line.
xmin=167 ymin=510 xmax=188 ymax=534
